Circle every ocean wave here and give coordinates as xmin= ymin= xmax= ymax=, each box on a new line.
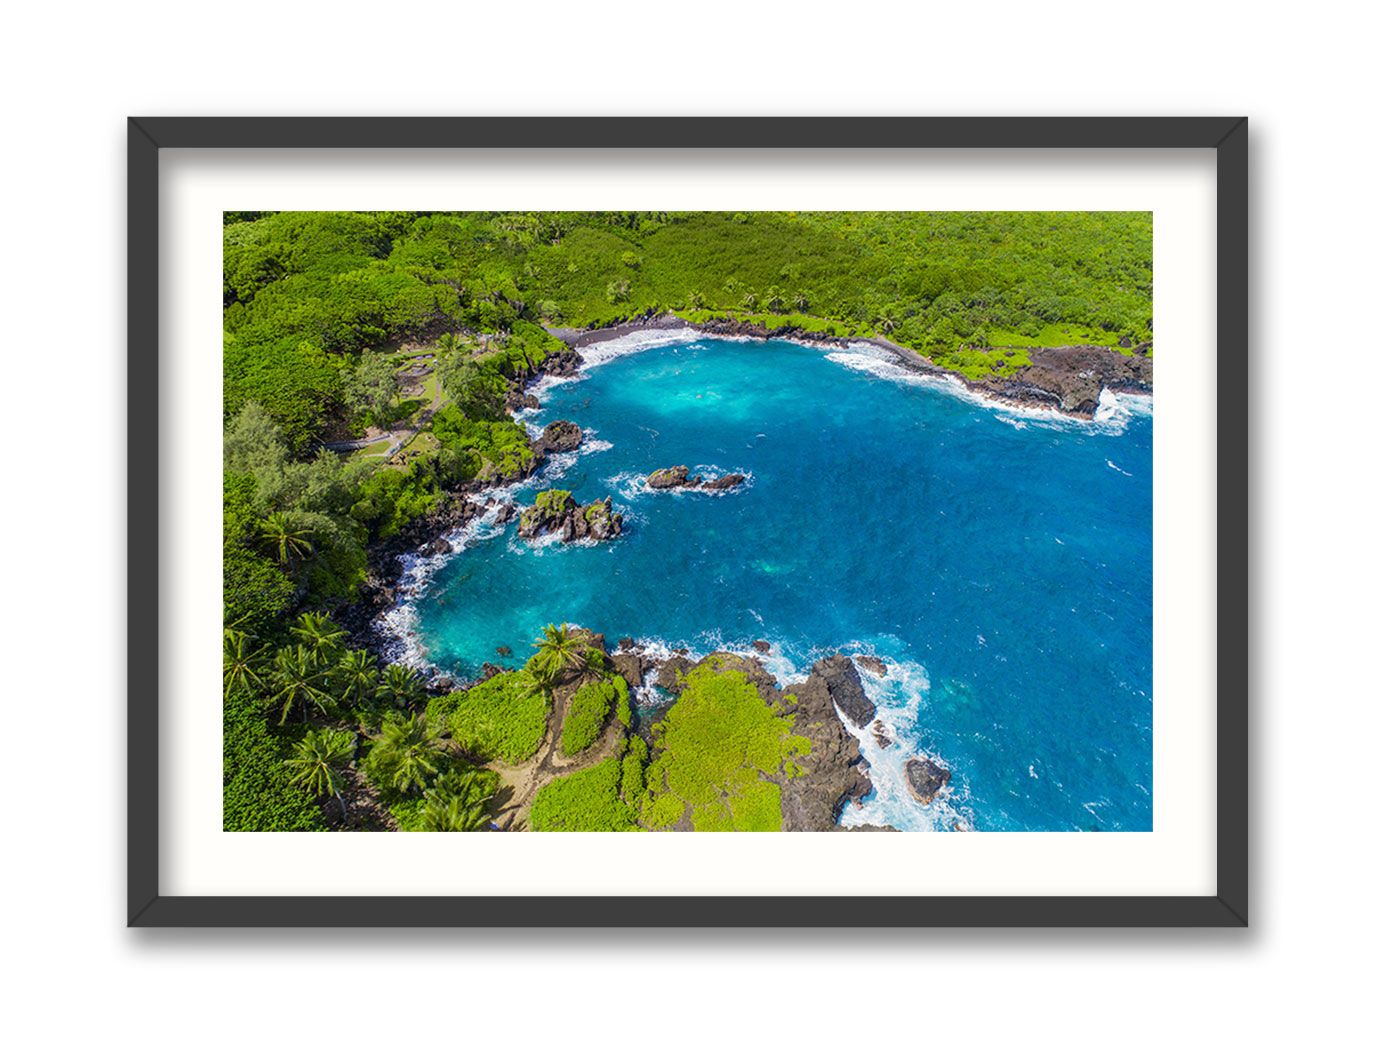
xmin=838 ymin=656 xmax=974 ymax=832
xmin=1094 ymin=387 xmax=1148 ymax=426
xmin=577 ymin=327 xmax=707 ymax=371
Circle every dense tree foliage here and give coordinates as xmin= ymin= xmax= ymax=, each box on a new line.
xmin=224 ymin=210 xmax=1151 ymax=452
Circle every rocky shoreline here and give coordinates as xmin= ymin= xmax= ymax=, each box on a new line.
xmin=548 ymin=311 xmax=1153 ymax=420
xmin=335 ymin=315 xmax=989 ymax=827
xmin=349 ymin=309 xmax=1153 ymax=653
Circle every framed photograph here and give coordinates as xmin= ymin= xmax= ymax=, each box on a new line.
xmin=129 ymin=117 xmax=1247 ymax=927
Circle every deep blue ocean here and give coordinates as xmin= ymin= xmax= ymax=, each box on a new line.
xmin=393 ymin=332 xmax=1153 ymax=831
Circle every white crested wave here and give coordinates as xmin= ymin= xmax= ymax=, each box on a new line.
xmin=838 ymin=656 xmax=974 ymax=832
xmin=576 ymin=327 xmax=706 ymax=371
xmin=529 ymin=329 xmax=707 ymax=405
xmin=580 ymin=432 xmax=613 ymax=455
xmin=1094 ymin=387 xmax=1153 ymax=429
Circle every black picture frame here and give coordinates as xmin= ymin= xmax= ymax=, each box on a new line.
xmin=129 ymin=116 xmax=1248 ymax=928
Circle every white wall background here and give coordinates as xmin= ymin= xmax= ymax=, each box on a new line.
xmin=2 ymin=2 xmax=1393 ymax=1040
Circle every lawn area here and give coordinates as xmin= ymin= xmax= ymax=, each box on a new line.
xmin=350 ymin=440 xmax=391 ymax=460
xmin=396 ymin=431 xmax=438 ymax=460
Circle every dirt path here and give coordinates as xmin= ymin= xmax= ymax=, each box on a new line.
xmin=487 ymin=679 xmax=622 ymax=831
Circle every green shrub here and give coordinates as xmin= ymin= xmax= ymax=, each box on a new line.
xmin=620 ymin=736 xmax=647 ymax=813
xmin=560 ymin=674 xmax=627 ymax=756
xmin=446 ymin=671 xmax=548 ymax=764
xmin=530 ymin=758 xmax=640 ymax=832
xmin=640 ymin=666 xmax=810 ymax=832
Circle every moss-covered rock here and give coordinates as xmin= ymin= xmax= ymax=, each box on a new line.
xmin=517 ymin=489 xmax=623 ymax=543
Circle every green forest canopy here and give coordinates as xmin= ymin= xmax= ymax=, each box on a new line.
xmin=224 ymin=210 xmax=1152 ymax=451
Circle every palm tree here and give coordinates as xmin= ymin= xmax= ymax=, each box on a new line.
xmin=875 ymin=310 xmax=898 ymax=335
xmin=422 ymin=791 xmax=492 ymax=832
xmin=335 ymin=648 xmax=379 ymax=708
xmin=223 ymin=628 xmax=267 ymax=699
xmin=290 ymin=611 xmax=347 ymax=667
xmin=740 ymin=291 xmax=758 ymax=311
xmin=284 ymin=728 xmax=356 ymax=821
xmin=366 ymin=711 xmax=442 ymax=796
xmin=792 ymin=290 xmax=810 ymax=313
xmin=578 ymin=645 xmax=608 ymax=681
xmin=257 ymin=512 xmax=313 ymax=565
xmin=377 ymin=662 xmax=427 ymax=709
xmin=531 ymin=622 xmax=588 ymax=684
xmin=420 ymin=769 xmax=497 ymax=832
xmin=517 ymin=663 xmax=553 ymax=706
xmin=686 ymin=289 xmax=706 ymax=309
xmin=269 ymin=644 xmax=332 ymax=725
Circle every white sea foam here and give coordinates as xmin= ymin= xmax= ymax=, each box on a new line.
xmin=1094 ymin=387 xmax=1154 ymax=430
xmin=576 ymin=327 xmax=706 ymax=371
xmin=838 ymin=656 xmax=974 ymax=833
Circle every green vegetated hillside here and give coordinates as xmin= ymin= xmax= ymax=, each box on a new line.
xmin=224 ymin=210 xmax=1151 ymax=450
xmin=220 ymin=210 xmax=1150 ymax=832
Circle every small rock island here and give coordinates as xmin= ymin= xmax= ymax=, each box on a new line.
xmin=517 ymin=489 xmax=624 ymax=543
xmin=646 ymin=465 xmax=747 ymax=493
xmin=531 ymin=419 xmax=584 ymax=454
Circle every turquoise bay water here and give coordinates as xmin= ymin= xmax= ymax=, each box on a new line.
xmin=401 ymin=334 xmax=1152 ymax=831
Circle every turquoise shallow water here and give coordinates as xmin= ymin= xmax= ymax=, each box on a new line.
xmin=399 ymin=333 xmax=1152 ymax=831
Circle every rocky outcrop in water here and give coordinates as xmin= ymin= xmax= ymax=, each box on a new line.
xmin=532 ymin=420 xmax=583 ymax=454
xmin=778 ymin=655 xmax=875 ymax=831
xmin=904 ymin=757 xmax=951 ymax=804
xmin=977 ymin=345 xmax=1153 ymax=418
xmin=809 ymin=655 xmax=877 ymax=728
xmin=653 ymin=655 xmax=697 ymax=696
xmin=854 ymin=654 xmax=888 ymax=677
xmin=517 ymin=490 xmax=624 ymax=543
xmin=646 ymin=465 xmax=748 ymax=493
